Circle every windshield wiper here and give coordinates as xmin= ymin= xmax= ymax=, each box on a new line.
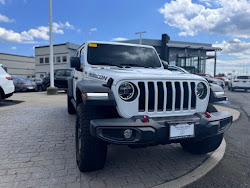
xmin=90 ymin=62 xmax=123 ymax=68
xmin=120 ymin=64 xmax=156 ymax=68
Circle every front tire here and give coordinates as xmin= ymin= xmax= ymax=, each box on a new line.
xmin=180 ymin=134 xmax=224 ymax=154
xmin=75 ymin=103 xmax=107 ymax=172
xmin=180 ymin=104 xmax=223 ymax=154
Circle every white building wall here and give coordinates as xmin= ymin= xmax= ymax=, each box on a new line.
xmin=35 ymin=42 xmax=79 ymax=77
xmin=0 ymin=53 xmax=35 ymax=78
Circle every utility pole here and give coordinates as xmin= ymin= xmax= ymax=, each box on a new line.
xmin=135 ymin=31 xmax=146 ymax=44
xmin=47 ymin=0 xmax=58 ymax=95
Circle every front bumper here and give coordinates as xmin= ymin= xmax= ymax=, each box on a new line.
xmin=90 ymin=111 xmax=232 ymax=145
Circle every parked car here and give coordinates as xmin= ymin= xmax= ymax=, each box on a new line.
xmin=0 ymin=64 xmax=14 ymax=101
xmin=29 ymin=77 xmax=43 ymax=91
xmin=42 ymin=69 xmax=73 ymax=90
xmin=168 ymin=66 xmax=227 ymax=103
xmin=196 ymin=73 xmax=225 ymax=89
xmin=228 ymin=75 xmax=250 ymax=92
xmin=12 ymin=76 xmax=36 ymax=92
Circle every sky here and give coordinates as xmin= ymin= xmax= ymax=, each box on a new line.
xmin=0 ymin=0 xmax=250 ymax=75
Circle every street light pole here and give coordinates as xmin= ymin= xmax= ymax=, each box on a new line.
xmin=47 ymin=0 xmax=58 ymax=95
xmin=135 ymin=31 xmax=146 ymax=44
xmin=49 ymin=0 xmax=54 ymax=87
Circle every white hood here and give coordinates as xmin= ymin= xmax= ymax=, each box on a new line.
xmin=86 ymin=66 xmax=205 ymax=85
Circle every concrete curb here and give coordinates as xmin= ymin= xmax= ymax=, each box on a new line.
xmin=153 ymin=106 xmax=240 ymax=188
xmin=154 ymin=139 xmax=226 ymax=188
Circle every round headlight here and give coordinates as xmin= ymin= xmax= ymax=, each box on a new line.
xmin=196 ymin=82 xmax=207 ymax=99
xmin=118 ymin=82 xmax=135 ymax=101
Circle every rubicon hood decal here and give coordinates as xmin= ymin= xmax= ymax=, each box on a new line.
xmin=88 ymin=72 xmax=108 ymax=81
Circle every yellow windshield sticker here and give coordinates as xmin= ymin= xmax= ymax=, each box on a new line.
xmin=88 ymin=43 xmax=97 ymax=47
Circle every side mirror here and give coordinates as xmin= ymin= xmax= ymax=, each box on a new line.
xmin=161 ymin=60 xmax=169 ymax=69
xmin=70 ymin=57 xmax=81 ymax=69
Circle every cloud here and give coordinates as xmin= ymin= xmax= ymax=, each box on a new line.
xmin=0 ymin=0 xmax=4 ymax=4
xmin=112 ymin=37 xmax=128 ymax=41
xmin=159 ymin=0 xmax=250 ymax=38
xmin=205 ymin=39 xmax=250 ymax=74
xmin=65 ymin=21 xmax=75 ymax=29
xmin=0 ymin=21 xmax=74 ymax=43
xmin=90 ymin=28 xmax=97 ymax=32
xmin=11 ymin=46 xmax=16 ymax=50
xmin=0 ymin=14 xmax=14 ymax=23
xmin=214 ymin=39 xmax=250 ymax=55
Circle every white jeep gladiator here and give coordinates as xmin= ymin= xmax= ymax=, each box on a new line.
xmin=67 ymin=41 xmax=232 ymax=172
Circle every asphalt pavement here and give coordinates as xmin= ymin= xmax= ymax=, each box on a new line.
xmin=186 ymin=89 xmax=250 ymax=188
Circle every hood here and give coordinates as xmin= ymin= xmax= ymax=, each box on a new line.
xmin=86 ymin=67 xmax=206 ymax=85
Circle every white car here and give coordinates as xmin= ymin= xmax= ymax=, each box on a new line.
xmin=228 ymin=75 xmax=250 ymax=92
xmin=0 ymin=64 xmax=14 ymax=101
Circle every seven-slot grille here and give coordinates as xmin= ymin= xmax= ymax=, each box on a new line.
xmin=138 ymin=81 xmax=197 ymax=112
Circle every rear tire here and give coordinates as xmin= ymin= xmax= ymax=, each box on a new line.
xmin=180 ymin=103 xmax=223 ymax=154
xmin=75 ymin=103 xmax=107 ymax=172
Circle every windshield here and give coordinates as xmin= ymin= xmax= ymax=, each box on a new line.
xmin=87 ymin=43 xmax=162 ymax=68
xmin=237 ymin=76 xmax=250 ymax=79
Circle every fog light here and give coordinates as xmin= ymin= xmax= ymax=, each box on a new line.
xmin=123 ymin=129 xmax=133 ymax=139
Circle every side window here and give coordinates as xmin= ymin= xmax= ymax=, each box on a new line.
xmin=65 ymin=70 xmax=72 ymax=77
xmin=55 ymin=70 xmax=65 ymax=77
xmin=80 ymin=48 xmax=85 ymax=65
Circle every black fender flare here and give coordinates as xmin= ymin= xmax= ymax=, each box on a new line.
xmin=76 ymin=80 xmax=115 ymax=106
xmin=67 ymin=77 xmax=73 ymax=97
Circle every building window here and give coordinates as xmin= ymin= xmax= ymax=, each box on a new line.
xmin=40 ymin=58 xmax=44 ymax=64
xmin=45 ymin=57 xmax=49 ymax=63
xmin=62 ymin=56 xmax=67 ymax=62
xmin=56 ymin=56 xmax=61 ymax=63
xmin=53 ymin=57 xmax=55 ymax=63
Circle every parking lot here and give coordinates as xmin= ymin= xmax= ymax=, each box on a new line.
xmin=0 ymin=92 xmax=213 ymax=188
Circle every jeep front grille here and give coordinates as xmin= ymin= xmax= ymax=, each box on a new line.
xmin=138 ymin=81 xmax=196 ymax=112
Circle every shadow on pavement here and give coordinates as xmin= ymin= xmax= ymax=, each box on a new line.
xmin=0 ymin=99 xmax=24 ymax=107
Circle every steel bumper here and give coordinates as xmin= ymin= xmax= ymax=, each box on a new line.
xmin=90 ymin=111 xmax=232 ymax=145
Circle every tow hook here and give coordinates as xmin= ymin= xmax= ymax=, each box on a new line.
xmin=205 ymin=112 xmax=211 ymax=118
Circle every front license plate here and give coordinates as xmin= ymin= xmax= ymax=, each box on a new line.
xmin=28 ymin=87 xmax=33 ymax=89
xmin=170 ymin=123 xmax=194 ymax=140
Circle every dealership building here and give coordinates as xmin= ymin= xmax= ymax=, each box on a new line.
xmin=123 ymin=34 xmax=221 ymax=75
xmin=34 ymin=42 xmax=79 ymax=78
xmin=0 ymin=33 xmax=221 ymax=78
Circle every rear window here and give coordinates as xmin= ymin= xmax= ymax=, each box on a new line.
xmin=237 ymin=76 xmax=250 ymax=79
